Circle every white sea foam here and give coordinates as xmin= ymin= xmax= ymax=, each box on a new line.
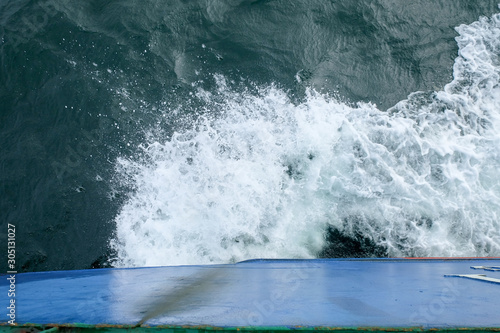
xmin=110 ymin=11 xmax=500 ymax=267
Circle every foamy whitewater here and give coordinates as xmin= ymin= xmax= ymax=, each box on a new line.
xmin=110 ymin=10 xmax=500 ymax=267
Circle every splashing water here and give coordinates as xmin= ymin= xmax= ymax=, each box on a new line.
xmin=110 ymin=10 xmax=500 ymax=267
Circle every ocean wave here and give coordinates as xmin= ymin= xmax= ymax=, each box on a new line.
xmin=110 ymin=9 xmax=500 ymax=267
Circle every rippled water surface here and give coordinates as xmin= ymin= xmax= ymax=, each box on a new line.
xmin=1 ymin=0 xmax=500 ymax=271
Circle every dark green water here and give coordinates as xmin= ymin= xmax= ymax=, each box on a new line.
xmin=1 ymin=0 xmax=500 ymax=271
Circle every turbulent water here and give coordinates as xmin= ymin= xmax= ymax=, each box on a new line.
xmin=1 ymin=1 xmax=500 ymax=271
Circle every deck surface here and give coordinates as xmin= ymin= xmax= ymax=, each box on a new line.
xmin=2 ymin=258 xmax=500 ymax=328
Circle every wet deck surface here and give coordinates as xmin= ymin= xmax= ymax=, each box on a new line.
xmin=2 ymin=258 xmax=500 ymax=328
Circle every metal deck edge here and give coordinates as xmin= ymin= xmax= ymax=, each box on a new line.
xmin=1 ymin=323 xmax=500 ymax=333
xmin=2 ymin=257 xmax=500 ymax=277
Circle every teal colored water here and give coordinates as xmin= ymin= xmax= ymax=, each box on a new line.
xmin=1 ymin=1 xmax=500 ymax=271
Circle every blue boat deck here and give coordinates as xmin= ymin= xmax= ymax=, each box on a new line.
xmin=2 ymin=258 xmax=500 ymax=329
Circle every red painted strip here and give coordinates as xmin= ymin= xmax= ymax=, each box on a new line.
xmin=401 ymin=257 xmax=500 ymax=259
